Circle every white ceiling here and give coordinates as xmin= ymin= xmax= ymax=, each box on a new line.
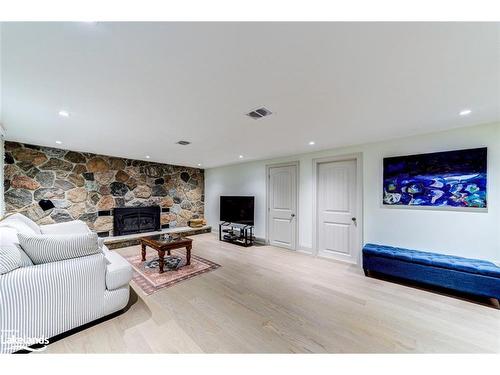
xmin=1 ymin=22 xmax=499 ymax=168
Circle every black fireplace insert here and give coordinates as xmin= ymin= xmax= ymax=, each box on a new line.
xmin=113 ymin=206 xmax=161 ymax=236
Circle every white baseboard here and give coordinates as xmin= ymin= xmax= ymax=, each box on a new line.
xmin=297 ymin=245 xmax=313 ymax=254
xmin=254 ymin=237 xmax=266 ymax=245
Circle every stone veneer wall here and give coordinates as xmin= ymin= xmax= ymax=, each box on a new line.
xmin=3 ymin=141 xmax=204 ymax=236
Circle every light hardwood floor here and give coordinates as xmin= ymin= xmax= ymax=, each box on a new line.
xmin=45 ymin=233 xmax=500 ymax=353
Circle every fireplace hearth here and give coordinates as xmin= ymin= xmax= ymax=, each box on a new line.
xmin=113 ymin=206 xmax=161 ymax=236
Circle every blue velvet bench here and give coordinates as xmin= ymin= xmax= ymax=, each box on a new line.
xmin=362 ymin=243 xmax=500 ymax=308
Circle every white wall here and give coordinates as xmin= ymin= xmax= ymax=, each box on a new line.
xmin=205 ymin=122 xmax=500 ymax=262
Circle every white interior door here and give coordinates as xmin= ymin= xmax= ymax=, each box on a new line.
xmin=317 ymin=159 xmax=359 ymax=263
xmin=268 ymin=164 xmax=297 ymax=250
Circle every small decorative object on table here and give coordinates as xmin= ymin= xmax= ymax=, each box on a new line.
xmin=140 ymin=234 xmax=192 ymax=274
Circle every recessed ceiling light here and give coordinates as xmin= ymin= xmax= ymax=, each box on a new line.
xmin=197 ymin=163 xmax=202 ymax=167
xmin=55 ymin=141 xmax=62 ymax=145
xmin=58 ymin=110 xmax=70 ymax=117
xmin=309 ymin=141 xmax=315 ymax=145
xmin=145 ymin=155 xmax=150 ymax=159
xmin=239 ymin=155 xmax=244 ymax=159
xmin=459 ymin=109 xmax=472 ymax=116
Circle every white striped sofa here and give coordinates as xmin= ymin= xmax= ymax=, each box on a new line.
xmin=0 ymin=214 xmax=133 ymax=353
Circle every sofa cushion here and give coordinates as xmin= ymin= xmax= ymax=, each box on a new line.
xmin=40 ymin=220 xmax=91 ymax=235
xmin=0 ymin=213 xmax=41 ymax=234
xmin=17 ymin=232 xmax=102 ymax=265
xmin=0 ymin=227 xmax=34 ymax=266
xmin=363 ymin=243 xmax=500 ymax=278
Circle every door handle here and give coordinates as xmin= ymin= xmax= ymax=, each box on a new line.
xmin=351 ymin=217 xmax=357 ymax=224
xmin=290 ymin=213 xmax=296 ymax=221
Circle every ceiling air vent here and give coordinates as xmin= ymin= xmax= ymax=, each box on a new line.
xmin=176 ymin=140 xmax=191 ymax=146
xmin=246 ymin=107 xmax=272 ymax=119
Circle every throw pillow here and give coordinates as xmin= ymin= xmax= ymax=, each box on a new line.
xmin=0 ymin=246 xmax=22 ymax=275
xmin=0 ymin=226 xmax=33 ymax=266
xmin=17 ymin=232 xmax=101 ymax=265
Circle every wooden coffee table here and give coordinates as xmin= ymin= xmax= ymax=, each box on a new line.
xmin=140 ymin=234 xmax=193 ymax=274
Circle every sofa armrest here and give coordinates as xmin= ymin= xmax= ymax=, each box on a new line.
xmin=40 ymin=220 xmax=92 ymax=235
xmin=102 ymin=247 xmax=133 ymax=291
xmin=0 ymin=253 xmax=107 ymax=353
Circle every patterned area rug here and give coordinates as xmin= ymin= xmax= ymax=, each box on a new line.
xmin=124 ymin=249 xmax=220 ymax=295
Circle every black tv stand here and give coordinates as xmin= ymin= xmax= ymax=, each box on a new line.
xmin=218 ymin=222 xmax=254 ymax=247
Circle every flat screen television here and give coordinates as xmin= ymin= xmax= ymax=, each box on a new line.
xmin=220 ymin=196 xmax=255 ymax=225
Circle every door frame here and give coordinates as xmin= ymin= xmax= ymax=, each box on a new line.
xmin=265 ymin=161 xmax=300 ymax=250
xmin=312 ymin=153 xmax=363 ymax=265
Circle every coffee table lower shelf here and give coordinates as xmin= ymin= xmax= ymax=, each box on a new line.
xmin=140 ymin=236 xmax=193 ymax=274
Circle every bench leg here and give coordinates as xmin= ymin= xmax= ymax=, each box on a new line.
xmin=489 ymin=298 xmax=500 ymax=309
xmin=363 ymin=269 xmax=371 ymax=277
